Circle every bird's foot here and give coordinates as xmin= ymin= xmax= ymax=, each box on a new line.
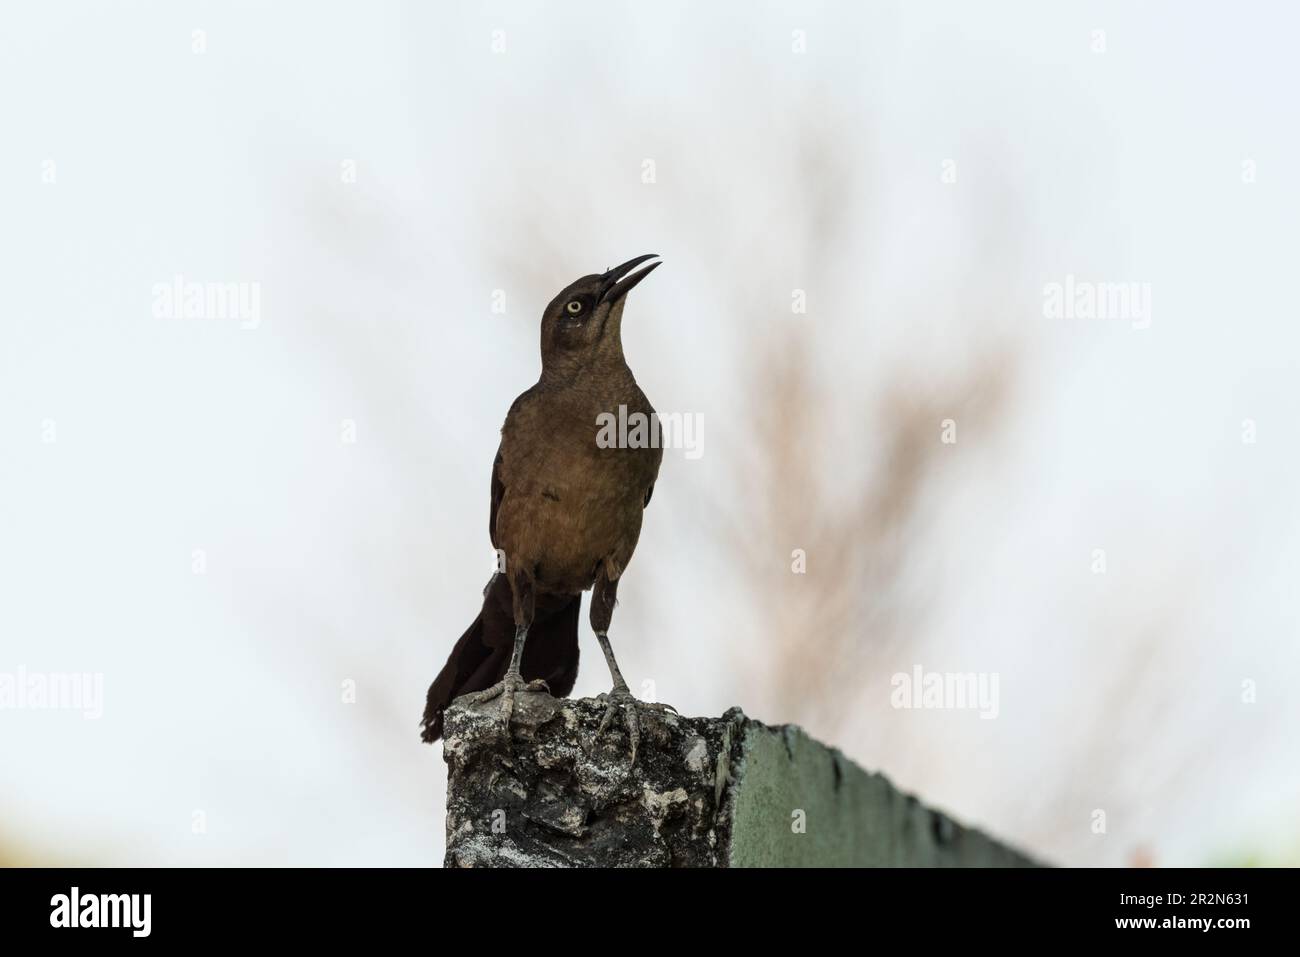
xmin=460 ymin=672 xmax=550 ymax=730
xmin=593 ymin=686 xmax=677 ymax=766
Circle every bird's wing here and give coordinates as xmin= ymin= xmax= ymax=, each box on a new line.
xmin=489 ymin=445 xmax=505 ymax=550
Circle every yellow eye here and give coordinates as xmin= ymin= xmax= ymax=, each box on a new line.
xmin=566 ymin=300 xmax=582 ymax=315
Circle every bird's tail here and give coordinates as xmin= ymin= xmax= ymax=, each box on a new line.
xmin=420 ymin=573 xmax=581 ymax=743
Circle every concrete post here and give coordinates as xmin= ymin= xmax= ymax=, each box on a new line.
xmin=441 ymin=694 xmax=1041 ymax=867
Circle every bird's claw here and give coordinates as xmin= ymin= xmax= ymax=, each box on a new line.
xmin=593 ymin=688 xmax=675 ymax=766
xmin=461 ymin=672 xmax=550 ymax=730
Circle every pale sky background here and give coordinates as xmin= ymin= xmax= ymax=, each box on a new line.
xmin=1 ymin=1 xmax=1297 ymax=866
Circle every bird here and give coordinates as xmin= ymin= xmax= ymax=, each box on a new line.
xmin=421 ymin=253 xmax=671 ymax=762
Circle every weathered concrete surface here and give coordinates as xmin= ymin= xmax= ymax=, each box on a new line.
xmin=441 ymin=693 xmax=1042 ymax=867
xmin=442 ymin=695 xmax=738 ymax=866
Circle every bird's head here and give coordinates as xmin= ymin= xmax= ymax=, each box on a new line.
xmin=539 ymin=254 xmax=660 ymax=371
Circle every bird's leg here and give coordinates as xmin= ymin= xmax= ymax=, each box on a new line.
xmin=592 ymin=632 xmax=676 ymax=765
xmin=588 ymin=570 xmax=674 ymax=765
xmin=458 ymin=625 xmax=550 ymax=726
xmin=460 ymin=568 xmax=548 ymax=729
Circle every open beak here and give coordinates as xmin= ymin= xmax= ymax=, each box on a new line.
xmin=598 ymin=253 xmax=661 ymax=304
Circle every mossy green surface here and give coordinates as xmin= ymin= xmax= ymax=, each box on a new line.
xmin=727 ymin=723 xmax=1041 ymax=867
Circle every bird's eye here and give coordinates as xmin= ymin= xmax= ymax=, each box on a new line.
xmin=566 ymin=300 xmax=583 ymax=315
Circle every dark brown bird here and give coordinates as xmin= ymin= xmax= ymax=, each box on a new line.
xmin=421 ymin=254 xmax=670 ymax=760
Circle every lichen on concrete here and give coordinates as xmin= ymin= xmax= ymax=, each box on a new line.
xmin=442 ymin=693 xmax=742 ymax=867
